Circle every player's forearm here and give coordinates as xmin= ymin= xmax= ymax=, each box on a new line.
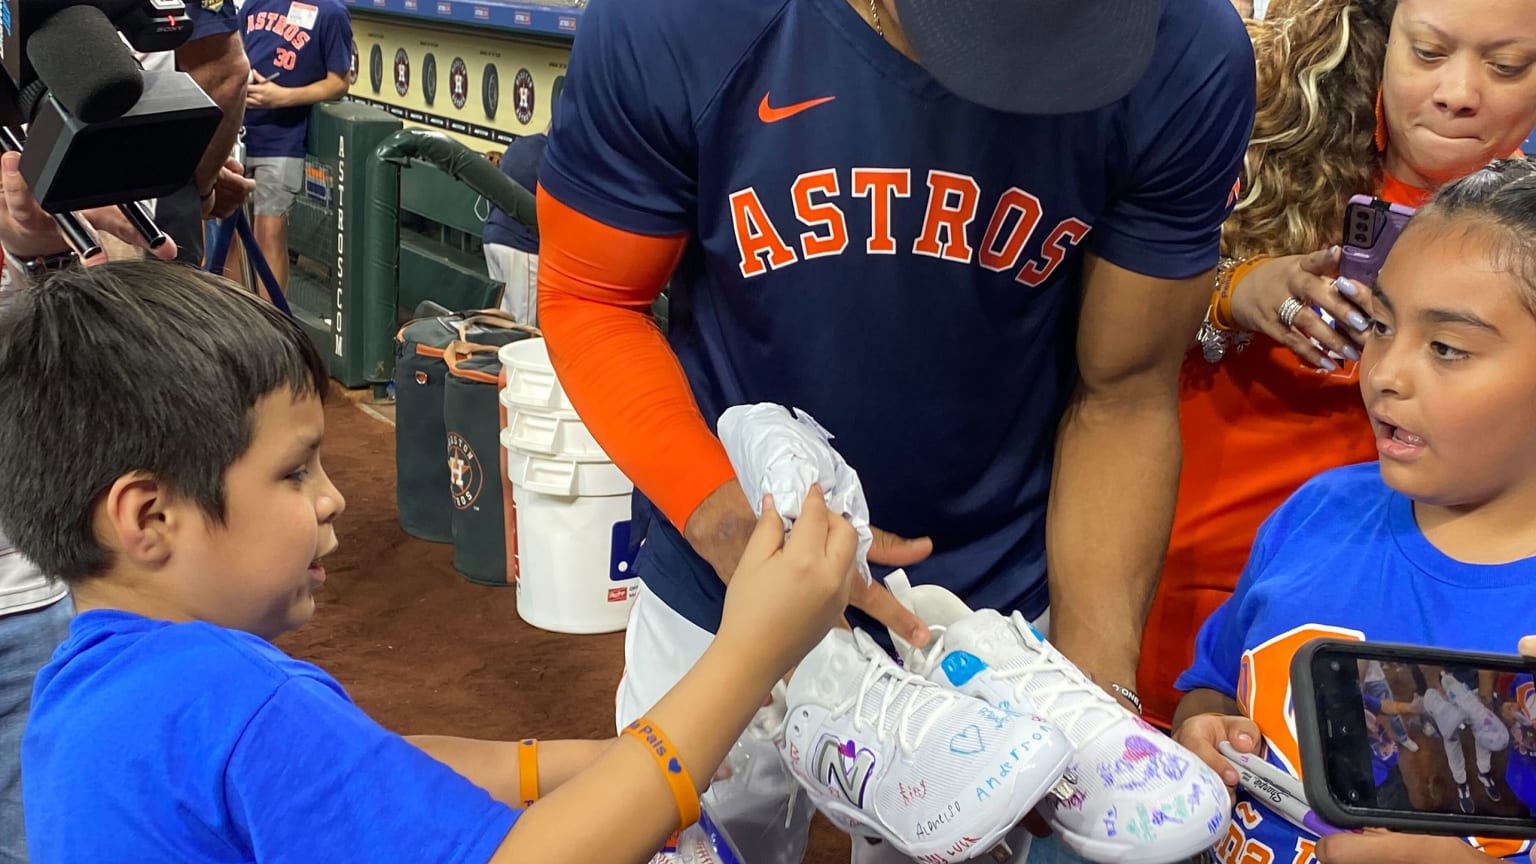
xmin=536 ymin=188 xmax=735 ymax=531
xmin=405 ymin=736 xmax=615 ymax=803
xmin=1045 ymin=388 xmax=1182 ymax=685
xmin=487 ymin=637 xmax=775 ymax=862
xmin=178 ymin=33 xmax=250 ymax=192
xmin=1172 ymin=687 xmax=1241 ymax=730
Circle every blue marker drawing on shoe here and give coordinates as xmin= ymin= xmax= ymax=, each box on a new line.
xmin=814 ymin=733 xmax=877 ymax=808
xmin=978 ymin=707 xmax=1010 ymax=730
xmin=995 ymin=699 xmax=1027 ymax=718
xmin=1097 ymin=735 xmax=1190 ymax=792
xmin=949 ymin=724 xmax=985 ymax=755
xmin=973 ymin=747 xmax=1037 ymax=802
xmin=884 ymin=577 xmax=1234 ymax=859
xmin=1205 ymin=810 xmax=1224 ymax=838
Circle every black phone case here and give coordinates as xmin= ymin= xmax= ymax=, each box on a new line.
xmin=1292 ymin=638 xmax=1536 ymax=838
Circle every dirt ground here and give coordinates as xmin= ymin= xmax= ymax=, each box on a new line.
xmin=279 ymin=395 xmax=848 ymax=863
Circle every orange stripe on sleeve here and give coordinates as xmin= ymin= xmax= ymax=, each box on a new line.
xmin=535 ymin=186 xmax=736 ymax=532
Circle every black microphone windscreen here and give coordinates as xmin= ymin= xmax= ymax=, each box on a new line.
xmin=27 ymin=6 xmax=143 ymax=123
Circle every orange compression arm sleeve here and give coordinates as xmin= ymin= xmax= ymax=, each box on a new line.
xmin=535 ymin=186 xmax=737 ymax=532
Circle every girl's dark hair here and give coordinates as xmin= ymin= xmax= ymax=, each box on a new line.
xmin=1415 ymin=157 xmax=1536 ymax=315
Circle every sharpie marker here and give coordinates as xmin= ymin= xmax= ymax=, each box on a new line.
xmin=1217 ymin=741 xmax=1357 ymax=837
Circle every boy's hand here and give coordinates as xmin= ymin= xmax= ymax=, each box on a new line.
xmin=1316 ymin=829 xmax=1488 ymax=864
xmin=685 ymin=480 xmax=932 ymax=648
xmin=717 ymin=486 xmax=859 ymax=679
xmin=245 ymin=71 xmax=290 ymax=109
xmin=1173 ymin=711 xmax=1261 ymax=797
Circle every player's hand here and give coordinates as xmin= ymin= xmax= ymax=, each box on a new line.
xmin=717 ymin=488 xmax=860 ymax=678
xmin=685 ymin=480 xmax=932 ymax=648
xmin=245 ymin=70 xmax=291 ymax=110
xmin=0 ymin=152 xmax=178 ymax=264
xmin=1228 ymin=248 xmax=1370 ymax=371
xmin=1317 ymin=829 xmax=1489 ymax=864
xmin=202 ymin=158 xmax=255 ymax=219
xmin=1172 ymin=711 xmax=1261 ymax=799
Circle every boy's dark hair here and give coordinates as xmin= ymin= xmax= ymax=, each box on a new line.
xmin=1415 ymin=157 xmax=1536 ymax=315
xmin=0 ymin=261 xmax=329 ymax=582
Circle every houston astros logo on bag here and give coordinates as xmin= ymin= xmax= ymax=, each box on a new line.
xmin=446 ymin=432 xmax=482 ymax=510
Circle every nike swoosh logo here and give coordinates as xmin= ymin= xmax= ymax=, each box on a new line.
xmin=758 ymin=92 xmax=835 ymax=123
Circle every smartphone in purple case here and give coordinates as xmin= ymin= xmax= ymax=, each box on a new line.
xmin=1339 ymin=194 xmax=1416 ymax=288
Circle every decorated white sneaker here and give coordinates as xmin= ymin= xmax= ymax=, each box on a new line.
xmin=781 ymin=627 xmax=1074 ymax=863
xmin=885 ymin=572 xmax=1231 ymax=864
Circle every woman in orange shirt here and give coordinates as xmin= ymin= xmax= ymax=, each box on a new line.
xmin=1139 ymin=0 xmax=1536 ymax=727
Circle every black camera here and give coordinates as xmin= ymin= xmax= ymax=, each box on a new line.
xmin=0 ymin=0 xmax=223 ymax=212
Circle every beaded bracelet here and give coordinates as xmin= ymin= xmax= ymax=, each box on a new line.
xmin=622 ymin=718 xmax=702 ymax=832
xmin=1199 ymin=256 xmax=1268 ymax=362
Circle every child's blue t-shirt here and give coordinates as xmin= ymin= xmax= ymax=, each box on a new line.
xmin=24 ymin=610 xmax=519 ymax=863
xmin=1177 ymin=462 xmax=1536 ymax=863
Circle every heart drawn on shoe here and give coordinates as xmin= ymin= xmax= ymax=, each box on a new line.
xmin=949 ymin=724 xmax=985 ymax=755
xmin=839 ymin=739 xmax=857 ymax=758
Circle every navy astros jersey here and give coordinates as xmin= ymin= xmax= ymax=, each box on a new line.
xmin=540 ymin=0 xmax=1255 ymax=633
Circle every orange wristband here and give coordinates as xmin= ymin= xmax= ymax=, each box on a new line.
xmin=1211 ymin=256 xmax=1269 ymax=330
xmin=622 ymin=718 xmax=701 ymax=831
xmin=517 ymin=738 xmax=539 ymax=808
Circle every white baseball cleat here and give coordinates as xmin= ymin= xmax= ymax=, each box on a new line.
xmin=885 ymin=572 xmax=1231 ymax=864
xmin=781 ymin=627 xmax=1075 ymax=863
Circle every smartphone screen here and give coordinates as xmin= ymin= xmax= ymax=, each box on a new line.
xmin=1295 ymin=640 xmax=1536 ymax=838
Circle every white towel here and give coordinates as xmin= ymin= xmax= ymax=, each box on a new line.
xmin=717 ymin=403 xmax=873 ymax=584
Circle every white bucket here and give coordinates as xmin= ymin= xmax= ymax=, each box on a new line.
xmin=499 ymin=338 xmax=577 ymax=413
xmin=498 ymin=390 xmax=609 ymax=459
xmin=503 ymin=437 xmax=639 ymax=634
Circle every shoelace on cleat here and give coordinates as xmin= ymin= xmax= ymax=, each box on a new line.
xmin=830 ymin=631 xmax=957 ymax=756
xmin=912 ymin=613 xmax=1121 ymax=743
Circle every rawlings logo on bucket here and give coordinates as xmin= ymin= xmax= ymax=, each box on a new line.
xmin=446 ymin=432 xmax=482 ymax=510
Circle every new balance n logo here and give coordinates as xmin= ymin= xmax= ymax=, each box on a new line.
xmin=814 ymin=735 xmax=876 ymax=809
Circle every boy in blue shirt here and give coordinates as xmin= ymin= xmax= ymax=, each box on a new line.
xmin=1172 ymin=158 xmax=1536 ymax=864
xmin=0 ymin=260 xmax=863 ymax=862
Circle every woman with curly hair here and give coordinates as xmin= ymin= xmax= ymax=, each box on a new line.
xmin=1138 ymin=0 xmax=1536 ymax=727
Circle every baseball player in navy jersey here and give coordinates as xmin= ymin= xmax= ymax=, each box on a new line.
xmin=534 ymin=0 xmax=1256 ymax=860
